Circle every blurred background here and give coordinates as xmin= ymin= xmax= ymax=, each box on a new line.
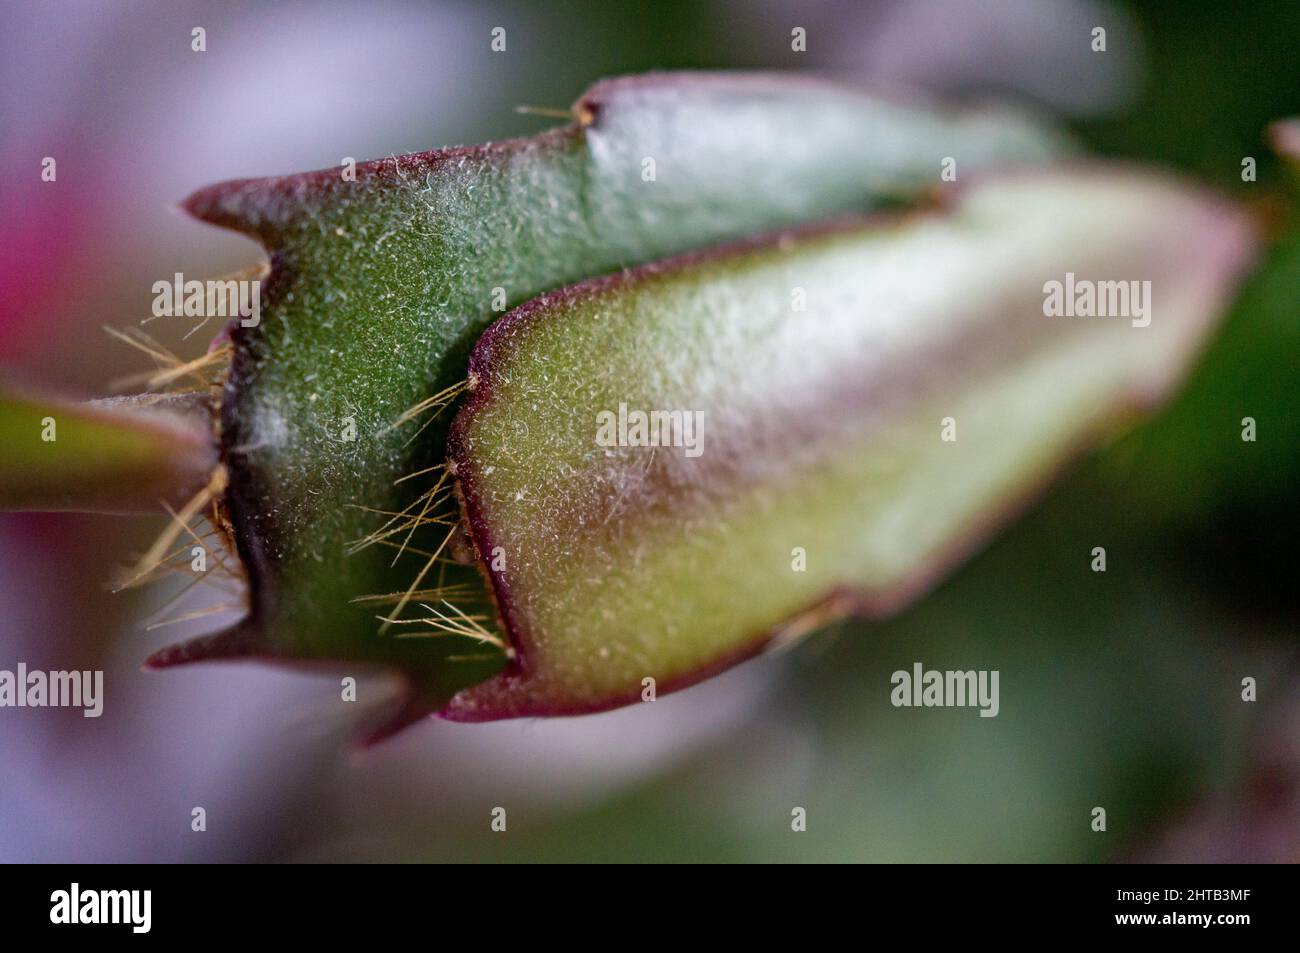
xmin=0 ymin=0 xmax=1296 ymax=862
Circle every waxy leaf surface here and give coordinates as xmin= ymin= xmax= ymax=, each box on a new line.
xmin=446 ymin=167 xmax=1255 ymax=719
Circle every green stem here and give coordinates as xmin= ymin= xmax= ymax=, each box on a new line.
xmin=0 ymin=387 xmax=218 ymax=515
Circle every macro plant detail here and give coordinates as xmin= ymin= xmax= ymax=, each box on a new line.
xmin=0 ymin=71 xmax=1273 ymax=743
xmin=5 ymin=0 xmax=1300 ymax=881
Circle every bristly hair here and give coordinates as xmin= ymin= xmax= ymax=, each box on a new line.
xmin=351 ymin=383 xmax=511 ymax=660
